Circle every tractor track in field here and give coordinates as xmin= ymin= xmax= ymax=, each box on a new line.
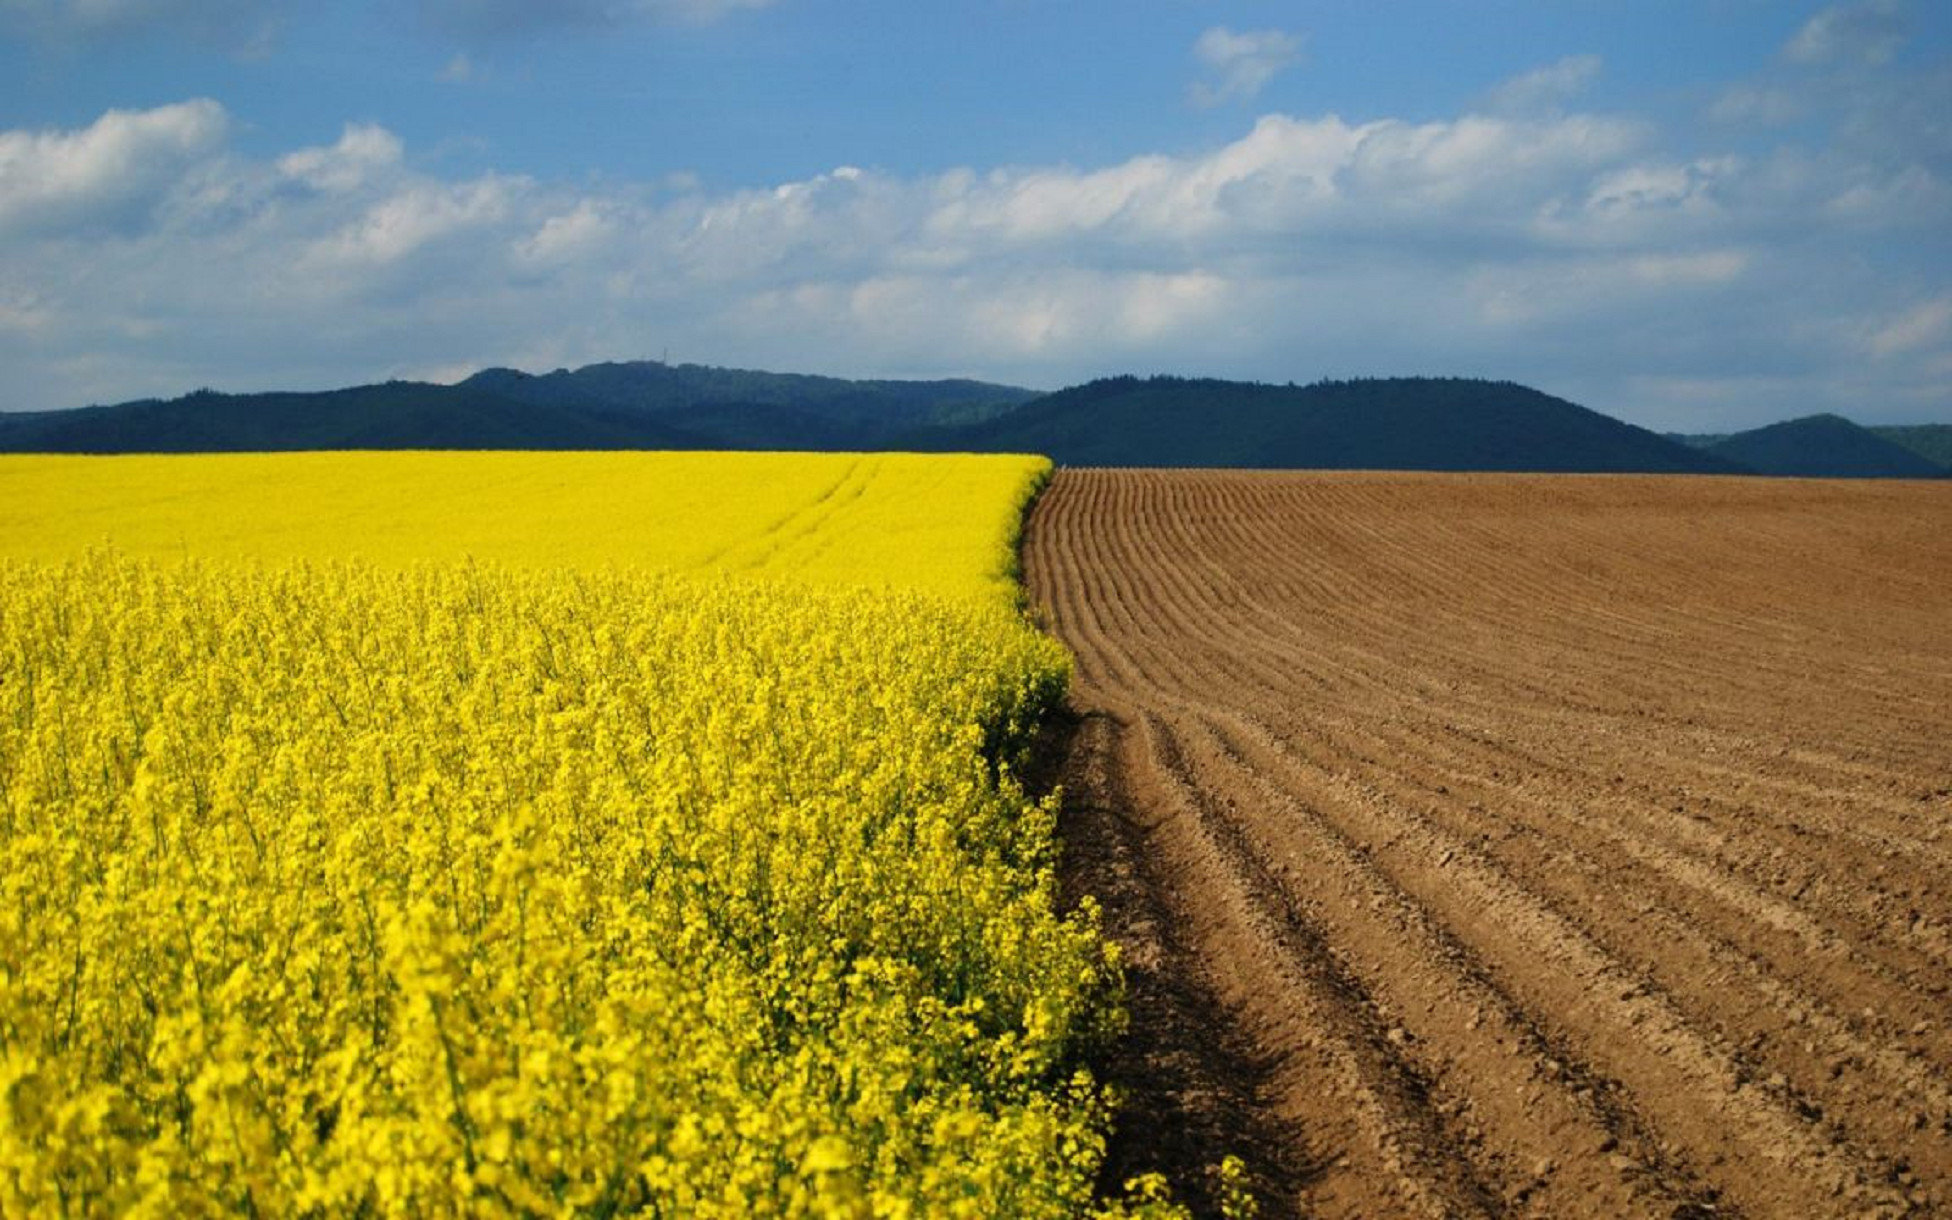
xmin=1025 ymin=469 xmax=1952 ymax=1218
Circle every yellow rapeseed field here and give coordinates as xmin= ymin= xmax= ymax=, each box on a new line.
xmin=0 ymin=451 xmax=1046 ymax=602
xmin=0 ymin=453 xmax=1191 ymax=1217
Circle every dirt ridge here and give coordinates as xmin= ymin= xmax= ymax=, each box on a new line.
xmin=1028 ymin=470 xmax=1952 ymax=1218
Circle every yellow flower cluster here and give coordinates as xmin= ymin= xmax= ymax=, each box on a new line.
xmin=0 ymin=452 xmax=1193 ymax=1215
xmin=0 ymin=552 xmax=1135 ymax=1216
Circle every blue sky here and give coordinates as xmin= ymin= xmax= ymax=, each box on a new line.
xmin=3 ymin=0 xmax=1949 ymax=429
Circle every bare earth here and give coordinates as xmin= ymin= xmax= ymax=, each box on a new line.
xmin=1023 ymin=470 xmax=1952 ymax=1219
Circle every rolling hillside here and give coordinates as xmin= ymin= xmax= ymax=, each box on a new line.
xmin=463 ymin=361 xmax=1036 ymax=436
xmin=1705 ymin=414 xmax=1948 ymax=478
xmin=0 ymin=381 xmax=705 ymax=453
xmin=8 ymin=362 xmax=1945 ymax=477
xmin=0 ymin=362 xmax=1035 ymax=455
xmin=926 ymin=376 xmax=1743 ymax=473
xmin=1868 ymin=424 xmax=1952 ymax=471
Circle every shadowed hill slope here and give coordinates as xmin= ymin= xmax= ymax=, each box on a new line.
xmin=0 ymin=382 xmax=705 ymax=453
xmin=1867 ymin=424 xmax=1952 ymax=472
xmin=12 ymin=364 xmax=1941 ymax=476
xmin=462 ymin=361 xmax=1038 ymax=436
xmin=1706 ymin=414 xmax=1948 ymax=478
xmin=0 ymin=362 xmax=1036 ymax=454
xmin=926 ymin=376 xmax=1745 ymax=473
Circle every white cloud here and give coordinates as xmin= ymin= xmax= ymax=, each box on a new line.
xmin=1482 ymin=55 xmax=1603 ymax=116
xmin=729 ymin=269 xmax=1233 ymax=369
xmin=1338 ymin=114 xmax=1645 ymax=217
xmin=958 ymin=270 xmax=1229 ymax=357
xmin=916 ymin=112 xmax=1645 ymax=253
xmin=1866 ymin=296 xmax=1952 ymax=357
xmin=1786 ymin=0 xmax=1906 ymax=67
xmin=0 ymin=99 xmax=228 ymax=236
xmin=1553 ymin=156 xmax=1740 ymax=241
xmin=1189 ymin=26 xmax=1303 ymax=108
xmin=2 ymin=96 xmax=1948 ymax=429
xmin=278 ymin=124 xmax=405 ymax=193
xmin=515 ymin=200 xmax=621 ymax=271
xmin=305 ymin=178 xmax=519 ymax=275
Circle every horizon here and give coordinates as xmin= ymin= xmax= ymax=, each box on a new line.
xmin=26 ymin=360 xmax=1948 ymax=436
xmin=4 ymin=1 xmax=1950 ymax=431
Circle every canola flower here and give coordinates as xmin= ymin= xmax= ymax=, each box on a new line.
xmin=0 ymin=453 xmax=1202 ymax=1216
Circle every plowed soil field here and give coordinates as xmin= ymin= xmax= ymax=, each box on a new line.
xmin=1024 ymin=470 xmax=1952 ymax=1219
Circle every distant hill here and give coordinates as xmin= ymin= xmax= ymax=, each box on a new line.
xmin=0 ymin=381 xmax=706 ymax=453
xmin=7 ymin=362 xmax=1943 ymax=477
xmin=1665 ymin=431 xmax=1730 ymax=450
xmin=460 ymin=362 xmax=1036 ymax=439
xmin=0 ymin=362 xmax=1037 ymax=455
xmin=1867 ymin=424 xmax=1952 ymax=471
xmin=923 ymin=376 xmax=1744 ymax=473
xmin=1705 ymin=414 xmax=1948 ymax=478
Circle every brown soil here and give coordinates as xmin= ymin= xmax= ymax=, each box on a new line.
xmin=1023 ymin=470 xmax=1952 ymax=1219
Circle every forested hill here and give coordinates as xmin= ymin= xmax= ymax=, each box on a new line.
xmin=0 ymin=362 xmax=1037 ymax=455
xmin=0 ymin=382 xmax=705 ymax=454
xmin=6 ymin=364 xmax=1944 ymax=476
xmin=462 ymin=362 xmax=1037 ymax=436
xmin=1663 ymin=415 xmax=1952 ymax=478
xmin=920 ymin=376 xmax=1745 ymax=473
xmin=1682 ymin=415 xmax=1950 ymax=478
xmin=1868 ymin=424 xmax=1952 ymax=470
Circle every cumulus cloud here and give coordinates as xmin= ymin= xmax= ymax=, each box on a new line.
xmin=309 ymin=179 xmax=515 ymax=271
xmin=2 ymin=95 xmax=1948 ymax=429
xmin=0 ymin=99 xmax=229 ymax=236
xmin=915 ymin=112 xmax=1647 ymax=256
xmin=1786 ymin=0 xmax=1907 ymax=66
xmin=277 ymin=124 xmax=405 ymax=193
xmin=1545 ymin=156 xmax=1742 ymax=243
xmin=1189 ymin=26 xmax=1303 ymax=108
xmin=515 ymin=200 xmax=621 ymax=271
